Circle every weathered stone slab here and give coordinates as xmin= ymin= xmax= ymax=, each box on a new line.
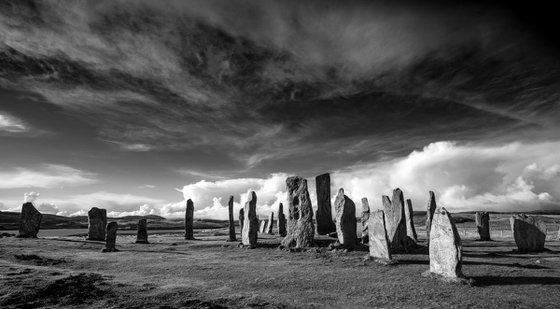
xmin=333 ymin=188 xmax=357 ymax=250
xmin=102 ymin=222 xmax=118 ymax=252
xmin=475 ymin=211 xmax=491 ymax=241
xmin=281 ymin=176 xmax=314 ymax=249
xmin=424 ymin=207 xmax=464 ymax=281
xmin=184 ymin=199 xmax=195 ymax=240
xmin=278 ymin=203 xmax=287 ymax=237
xmin=405 ymin=199 xmax=418 ymax=241
xmin=315 ymin=173 xmax=336 ymax=235
xmin=226 ymin=196 xmax=237 ymax=242
xmin=16 ymin=203 xmax=42 ymax=238
xmin=135 ymin=219 xmax=148 ymax=244
xmin=259 ymin=220 xmax=267 ymax=233
xmin=87 ymin=207 xmax=107 ymax=241
xmin=367 ymin=210 xmax=393 ymax=263
xmin=510 ymin=214 xmax=546 ymax=252
xmin=239 ymin=208 xmax=244 ymax=233
xmin=242 ymin=191 xmax=259 ymax=248
xmin=425 ymin=191 xmax=437 ymax=242
xmin=361 ymin=198 xmax=370 ymax=244
xmin=266 ymin=212 xmax=275 ymax=234
xmin=382 ymin=188 xmax=413 ymax=251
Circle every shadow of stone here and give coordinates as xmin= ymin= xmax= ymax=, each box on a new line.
xmin=472 ymin=276 xmax=560 ymax=286
xmin=463 ymin=260 xmax=549 ymax=269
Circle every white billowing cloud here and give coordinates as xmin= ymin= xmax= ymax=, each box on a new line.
xmin=23 ymin=192 xmax=40 ymax=203
xmin=0 ymin=164 xmax=97 ymax=189
xmin=37 ymin=202 xmax=58 ymax=214
xmin=333 ymin=141 xmax=560 ymax=213
xmin=0 ymin=112 xmax=28 ymax=133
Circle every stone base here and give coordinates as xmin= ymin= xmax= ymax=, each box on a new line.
xmin=421 ymin=270 xmax=474 ymax=285
xmin=184 ymin=237 xmax=195 ymax=240
xmin=101 ymin=248 xmax=119 ymax=253
xmin=363 ymin=255 xmax=398 ymax=265
xmin=86 ymin=237 xmax=105 ymax=241
xmin=135 ymin=240 xmax=149 ymax=244
xmin=225 ymin=239 xmax=238 ymax=242
xmin=15 ymin=234 xmax=37 ymax=238
xmin=237 ymin=243 xmax=257 ymax=249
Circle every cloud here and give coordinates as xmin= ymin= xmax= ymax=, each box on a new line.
xmin=0 ymin=112 xmax=28 ymax=133
xmin=37 ymin=202 xmax=58 ymax=214
xmin=0 ymin=164 xmax=97 ymax=189
xmin=23 ymin=191 xmax=40 ymax=203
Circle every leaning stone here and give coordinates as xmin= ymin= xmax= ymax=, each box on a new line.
xmin=475 ymin=211 xmax=491 ymax=241
xmin=277 ymin=203 xmax=287 ymax=237
xmin=425 ymin=191 xmax=437 ymax=243
xmin=405 ymin=199 xmax=418 ymax=241
xmin=266 ymin=212 xmax=275 ymax=234
xmin=334 ymin=188 xmax=357 ymax=250
xmin=135 ymin=219 xmax=149 ymax=244
xmin=367 ymin=210 xmax=395 ymax=264
xmin=423 ymin=207 xmax=468 ymax=283
xmin=227 ymin=196 xmax=237 ymax=242
xmin=281 ymin=176 xmax=314 ymax=249
xmin=510 ymin=214 xmax=546 ymax=252
xmin=383 ymin=188 xmax=413 ymax=251
xmin=315 ymin=173 xmax=336 ymax=235
xmin=242 ymin=191 xmax=259 ymax=248
xmin=16 ymin=203 xmax=42 ymax=238
xmin=86 ymin=207 xmax=107 ymax=241
xmin=361 ymin=198 xmax=370 ymax=244
xmin=102 ymin=222 xmax=119 ymax=252
xmin=184 ymin=199 xmax=195 ymax=240
xmin=259 ymin=220 xmax=267 ymax=234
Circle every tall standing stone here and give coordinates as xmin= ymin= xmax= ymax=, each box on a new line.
xmin=135 ymin=219 xmax=149 ymax=244
xmin=383 ymin=188 xmax=413 ymax=251
xmin=102 ymin=222 xmax=119 ymax=252
xmin=315 ymin=173 xmax=336 ymax=235
xmin=510 ymin=214 xmax=546 ymax=252
xmin=367 ymin=210 xmax=392 ymax=262
xmin=239 ymin=208 xmax=244 ymax=233
xmin=227 ymin=196 xmax=237 ymax=241
xmin=266 ymin=212 xmax=275 ymax=234
xmin=424 ymin=207 xmax=464 ymax=281
xmin=185 ymin=199 xmax=195 ymax=240
xmin=259 ymin=220 xmax=267 ymax=233
xmin=278 ymin=203 xmax=287 ymax=237
xmin=87 ymin=207 xmax=107 ymax=241
xmin=475 ymin=211 xmax=491 ymax=241
xmin=426 ymin=191 xmax=437 ymax=242
xmin=361 ymin=198 xmax=370 ymax=244
xmin=281 ymin=176 xmax=315 ymax=249
xmin=405 ymin=199 xmax=418 ymax=241
xmin=16 ymin=203 xmax=42 ymax=238
xmin=333 ymin=188 xmax=357 ymax=249
xmin=242 ymin=191 xmax=259 ymax=248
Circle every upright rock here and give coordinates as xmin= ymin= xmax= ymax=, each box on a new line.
xmin=367 ymin=210 xmax=393 ymax=262
xmin=277 ymin=203 xmax=287 ymax=237
xmin=361 ymin=198 xmax=370 ymax=244
xmin=227 ymin=196 xmax=237 ymax=242
xmin=242 ymin=191 xmax=259 ymax=248
xmin=239 ymin=208 xmax=244 ymax=233
xmin=405 ymin=199 xmax=418 ymax=241
xmin=259 ymin=220 xmax=267 ymax=234
xmin=87 ymin=207 xmax=107 ymax=241
xmin=102 ymin=222 xmax=118 ymax=252
xmin=184 ymin=199 xmax=195 ymax=240
xmin=510 ymin=214 xmax=546 ymax=252
xmin=425 ymin=191 xmax=437 ymax=242
xmin=333 ymin=188 xmax=357 ymax=249
xmin=135 ymin=219 xmax=149 ymax=244
xmin=266 ymin=212 xmax=275 ymax=234
xmin=315 ymin=173 xmax=336 ymax=235
xmin=281 ymin=176 xmax=315 ymax=249
xmin=16 ymin=203 xmax=42 ymax=238
xmin=424 ymin=207 xmax=464 ymax=281
xmin=383 ymin=188 xmax=413 ymax=251
xmin=475 ymin=211 xmax=491 ymax=241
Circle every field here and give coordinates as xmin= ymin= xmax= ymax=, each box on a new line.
xmin=1 ymin=214 xmax=560 ymax=308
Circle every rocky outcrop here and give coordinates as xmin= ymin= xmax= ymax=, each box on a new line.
xmin=475 ymin=211 xmax=491 ymax=241
xmin=242 ymin=191 xmax=259 ymax=248
xmin=510 ymin=214 xmax=546 ymax=252
xmin=281 ymin=176 xmax=314 ymax=249
xmin=185 ymin=199 xmax=195 ymax=240
xmin=315 ymin=173 xmax=336 ymax=235
xmin=16 ymin=203 xmax=42 ymax=238
xmin=135 ymin=219 xmax=149 ymax=244
xmin=334 ymin=188 xmax=357 ymax=250
xmin=87 ymin=207 xmax=107 ymax=241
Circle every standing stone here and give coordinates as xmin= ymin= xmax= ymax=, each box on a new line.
xmin=475 ymin=211 xmax=491 ymax=241
xmin=405 ymin=199 xmax=418 ymax=241
xmin=426 ymin=191 xmax=437 ymax=242
xmin=367 ymin=210 xmax=392 ymax=262
xmin=361 ymin=198 xmax=370 ymax=244
xmin=87 ymin=207 xmax=107 ymax=241
xmin=424 ymin=207 xmax=464 ymax=281
xmin=16 ymin=203 xmax=42 ymax=238
xmin=259 ymin=220 xmax=267 ymax=234
xmin=227 ymin=196 xmax=237 ymax=241
xmin=510 ymin=214 xmax=546 ymax=252
xmin=333 ymin=188 xmax=357 ymax=249
xmin=102 ymin=222 xmax=119 ymax=252
xmin=382 ymin=188 xmax=413 ymax=251
xmin=184 ymin=199 xmax=195 ymax=240
xmin=135 ymin=219 xmax=149 ymax=244
xmin=277 ymin=203 xmax=287 ymax=237
xmin=242 ymin=191 xmax=259 ymax=248
xmin=281 ymin=176 xmax=315 ymax=249
xmin=239 ymin=208 xmax=244 ymax=233
xmin=266 ymin=212 xmax=275 ymax=234
xmin=315 ymin=173 xmax=336 ymax=235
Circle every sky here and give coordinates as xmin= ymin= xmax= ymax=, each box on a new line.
xmin=0 ymin=0 xmax=559 ymax=219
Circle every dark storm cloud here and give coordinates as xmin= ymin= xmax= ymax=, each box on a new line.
xmin=0 ymin=0 xmax=559 ymax=172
